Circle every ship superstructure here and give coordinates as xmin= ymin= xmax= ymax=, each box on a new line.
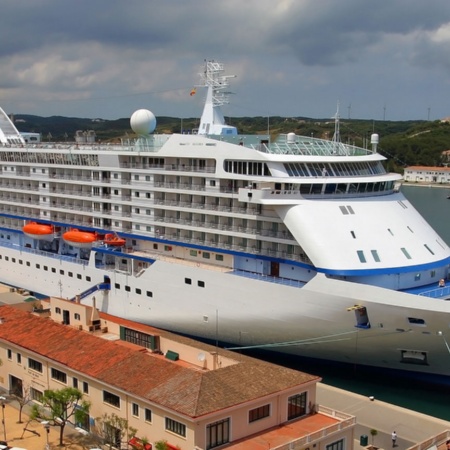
xmin=1 ymin=61 xmax=450 ymax=378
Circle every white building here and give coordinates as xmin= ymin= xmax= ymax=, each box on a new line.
xmin=403 ymin=166 xmax=450 ymax=184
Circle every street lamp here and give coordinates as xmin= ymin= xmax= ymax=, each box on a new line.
xmin=42 ymin=421 xmax=50 ymax=450
xmin=0 ymin=396 xmax=6 ymax=441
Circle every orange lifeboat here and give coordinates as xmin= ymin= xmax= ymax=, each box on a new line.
xmin=104 ymin=233 xmax=126 ymax=247
xmin=23 ymin=222 xmax=54 ymax=241
xmin=62 ymin=229 xmax=97 ymax=248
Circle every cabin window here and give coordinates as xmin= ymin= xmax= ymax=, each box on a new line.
xmin=401 ymin=248 xmax=412 ymax=260
xmin=51 ymin=267 xmax=56 ymax=273
xmin=215 ymin=255 xmax=224 ymax=261
xmin=424 ymin=244 xmax=435 ymax=255
xmin=136 ymin=288 xmax=141 ymax=295
xmin=146 ymin=291 xmax=153 ymax=297
xmin=356 ymin=251 xmax=366 ymax=263
xmin=198 ymin=281 xmax=205 ymax=288
xmin=190 ymin=250 xmax=197 ymax=257
xmin=125 ymin=286 xmax=130 ymax=292
xmin=86 ymin=276 xmax=91 ymax=282
xmin=371 ymin=250 xmax=380 ymax=262
xmin=185 ymin=278 xmax=192 ymax=285
xmin=203 ymin=252 xmax=210 ymax=259
xmin=408 ymin=317 xmax=426 ymax=326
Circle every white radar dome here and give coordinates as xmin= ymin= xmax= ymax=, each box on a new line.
xmin=130 ymin=109 xmax=157 ymax=135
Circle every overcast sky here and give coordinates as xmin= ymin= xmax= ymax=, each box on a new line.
xmin=1 ymin=0 xmax=450 ymax=122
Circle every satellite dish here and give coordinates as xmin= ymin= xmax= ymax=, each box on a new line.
xmin=197 ymin=352 xmax=206 ymax=362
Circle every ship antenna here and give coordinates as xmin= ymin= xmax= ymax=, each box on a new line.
xmin=197 ymin=60 xmax=237 ymax=136
xmin=332 ymin=102 xmax=342 ymax=153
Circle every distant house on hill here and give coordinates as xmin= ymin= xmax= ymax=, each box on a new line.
xmin=404 ymin=165 xmax=450 ymax=184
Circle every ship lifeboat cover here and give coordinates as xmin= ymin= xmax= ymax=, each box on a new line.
xmin=63 ymin=229 xmax=97 ymax=247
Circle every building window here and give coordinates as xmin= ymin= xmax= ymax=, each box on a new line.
xmin=17 ymin=353 xmax=21 ymax=364
xmin=215 ymin=254 xmax=224 ymax=261
xmin=28 ymin=358 xmax=43 ymax=373
xmin=74 ymin=313 xmax=81 ymax=320
xmin=103 ymin=390 xmax=121 ymax=408
xmin=206 ymin=418 xmax=230 ymax=450
xmin=288 ymin=392 xmax=307 ymax=420
xmin=132 ymin=403 xmax=139 ymax=417
xmin=249 ymin=404 xmax=270 ymax=423
xmin=326 ymin=439 xmax=344 ymax=450
xmin=83 ymin=381 xmax=89 ymax=394
xmin=165 ymin=417 xmax=186 ymax=437
xmin=30 ymin=387 xmax=43 ymax=403
xmin=145 ymin=408 xmax=152 ymax=423
xmin=51 ymin=368 xmax=67 ymax=384
xmin=7 ymin=349 xmax=12 ymax=360
xmin=73 ymin=377 xmax=79 ymax=389
xmin=55 ymin=307 xmax=61 ymax=314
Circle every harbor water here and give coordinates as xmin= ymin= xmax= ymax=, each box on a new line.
xmin=249 ymin=184 xmax=450 ymax=422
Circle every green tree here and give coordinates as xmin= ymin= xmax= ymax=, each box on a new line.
xmin=31 ymin=387 xmax=90 ymax=446
xmin=370 ymin=429 xmax=378 ymax=447
xmin=95 ymin=412 xmax=137 ymax=449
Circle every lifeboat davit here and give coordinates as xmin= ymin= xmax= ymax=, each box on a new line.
xmin=63 ymin=229 xmax=97 ymax=248
xmin=23 ymin=222 xmax=54 ymax=242
xmin=104 ymin=233 xmax=126 ymax=247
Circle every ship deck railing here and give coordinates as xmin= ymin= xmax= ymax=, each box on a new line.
xmin=417 ymin=285 xmax=450 ymax=299
xmin=0 ymin=240 xmax=89 ymax=266
xmin=255 ymin=135 xmax=374 ymax=157
xmin=5 ymin=134 xmax=373 ymax=158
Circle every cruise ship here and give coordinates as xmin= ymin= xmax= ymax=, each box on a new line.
xmin=1 ymin=61 xmax=450 ymax=378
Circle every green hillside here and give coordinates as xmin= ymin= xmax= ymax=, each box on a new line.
xmin=13 ymin=114 xmax=450 ymax=173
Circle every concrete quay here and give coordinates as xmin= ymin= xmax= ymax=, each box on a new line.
xmin=317 ymin=383 xmax=450 ymax=450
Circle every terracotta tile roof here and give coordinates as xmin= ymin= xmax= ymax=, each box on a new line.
xmin=0 ymin=305 xmax=320 ymax=418
xmin=405 ymin=165 xmax=450 ymax=171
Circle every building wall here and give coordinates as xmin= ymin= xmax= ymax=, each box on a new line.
xmin=404 ymin=167 xmax=450 ymax=183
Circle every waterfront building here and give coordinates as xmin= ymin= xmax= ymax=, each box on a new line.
xmin=0 ymin=298 xmax=355 ymax=450
xmin=403 ymin=166 xmax=450 ymax=184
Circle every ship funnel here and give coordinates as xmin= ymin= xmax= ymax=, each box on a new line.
xmin=370 ymin=133 xmax=379 ymax=153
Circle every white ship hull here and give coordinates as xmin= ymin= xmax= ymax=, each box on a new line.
xmin=1 ymin=60 xmax=450 ymax=378
xmin=1 ymin=242 xmax=450 ymax=377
